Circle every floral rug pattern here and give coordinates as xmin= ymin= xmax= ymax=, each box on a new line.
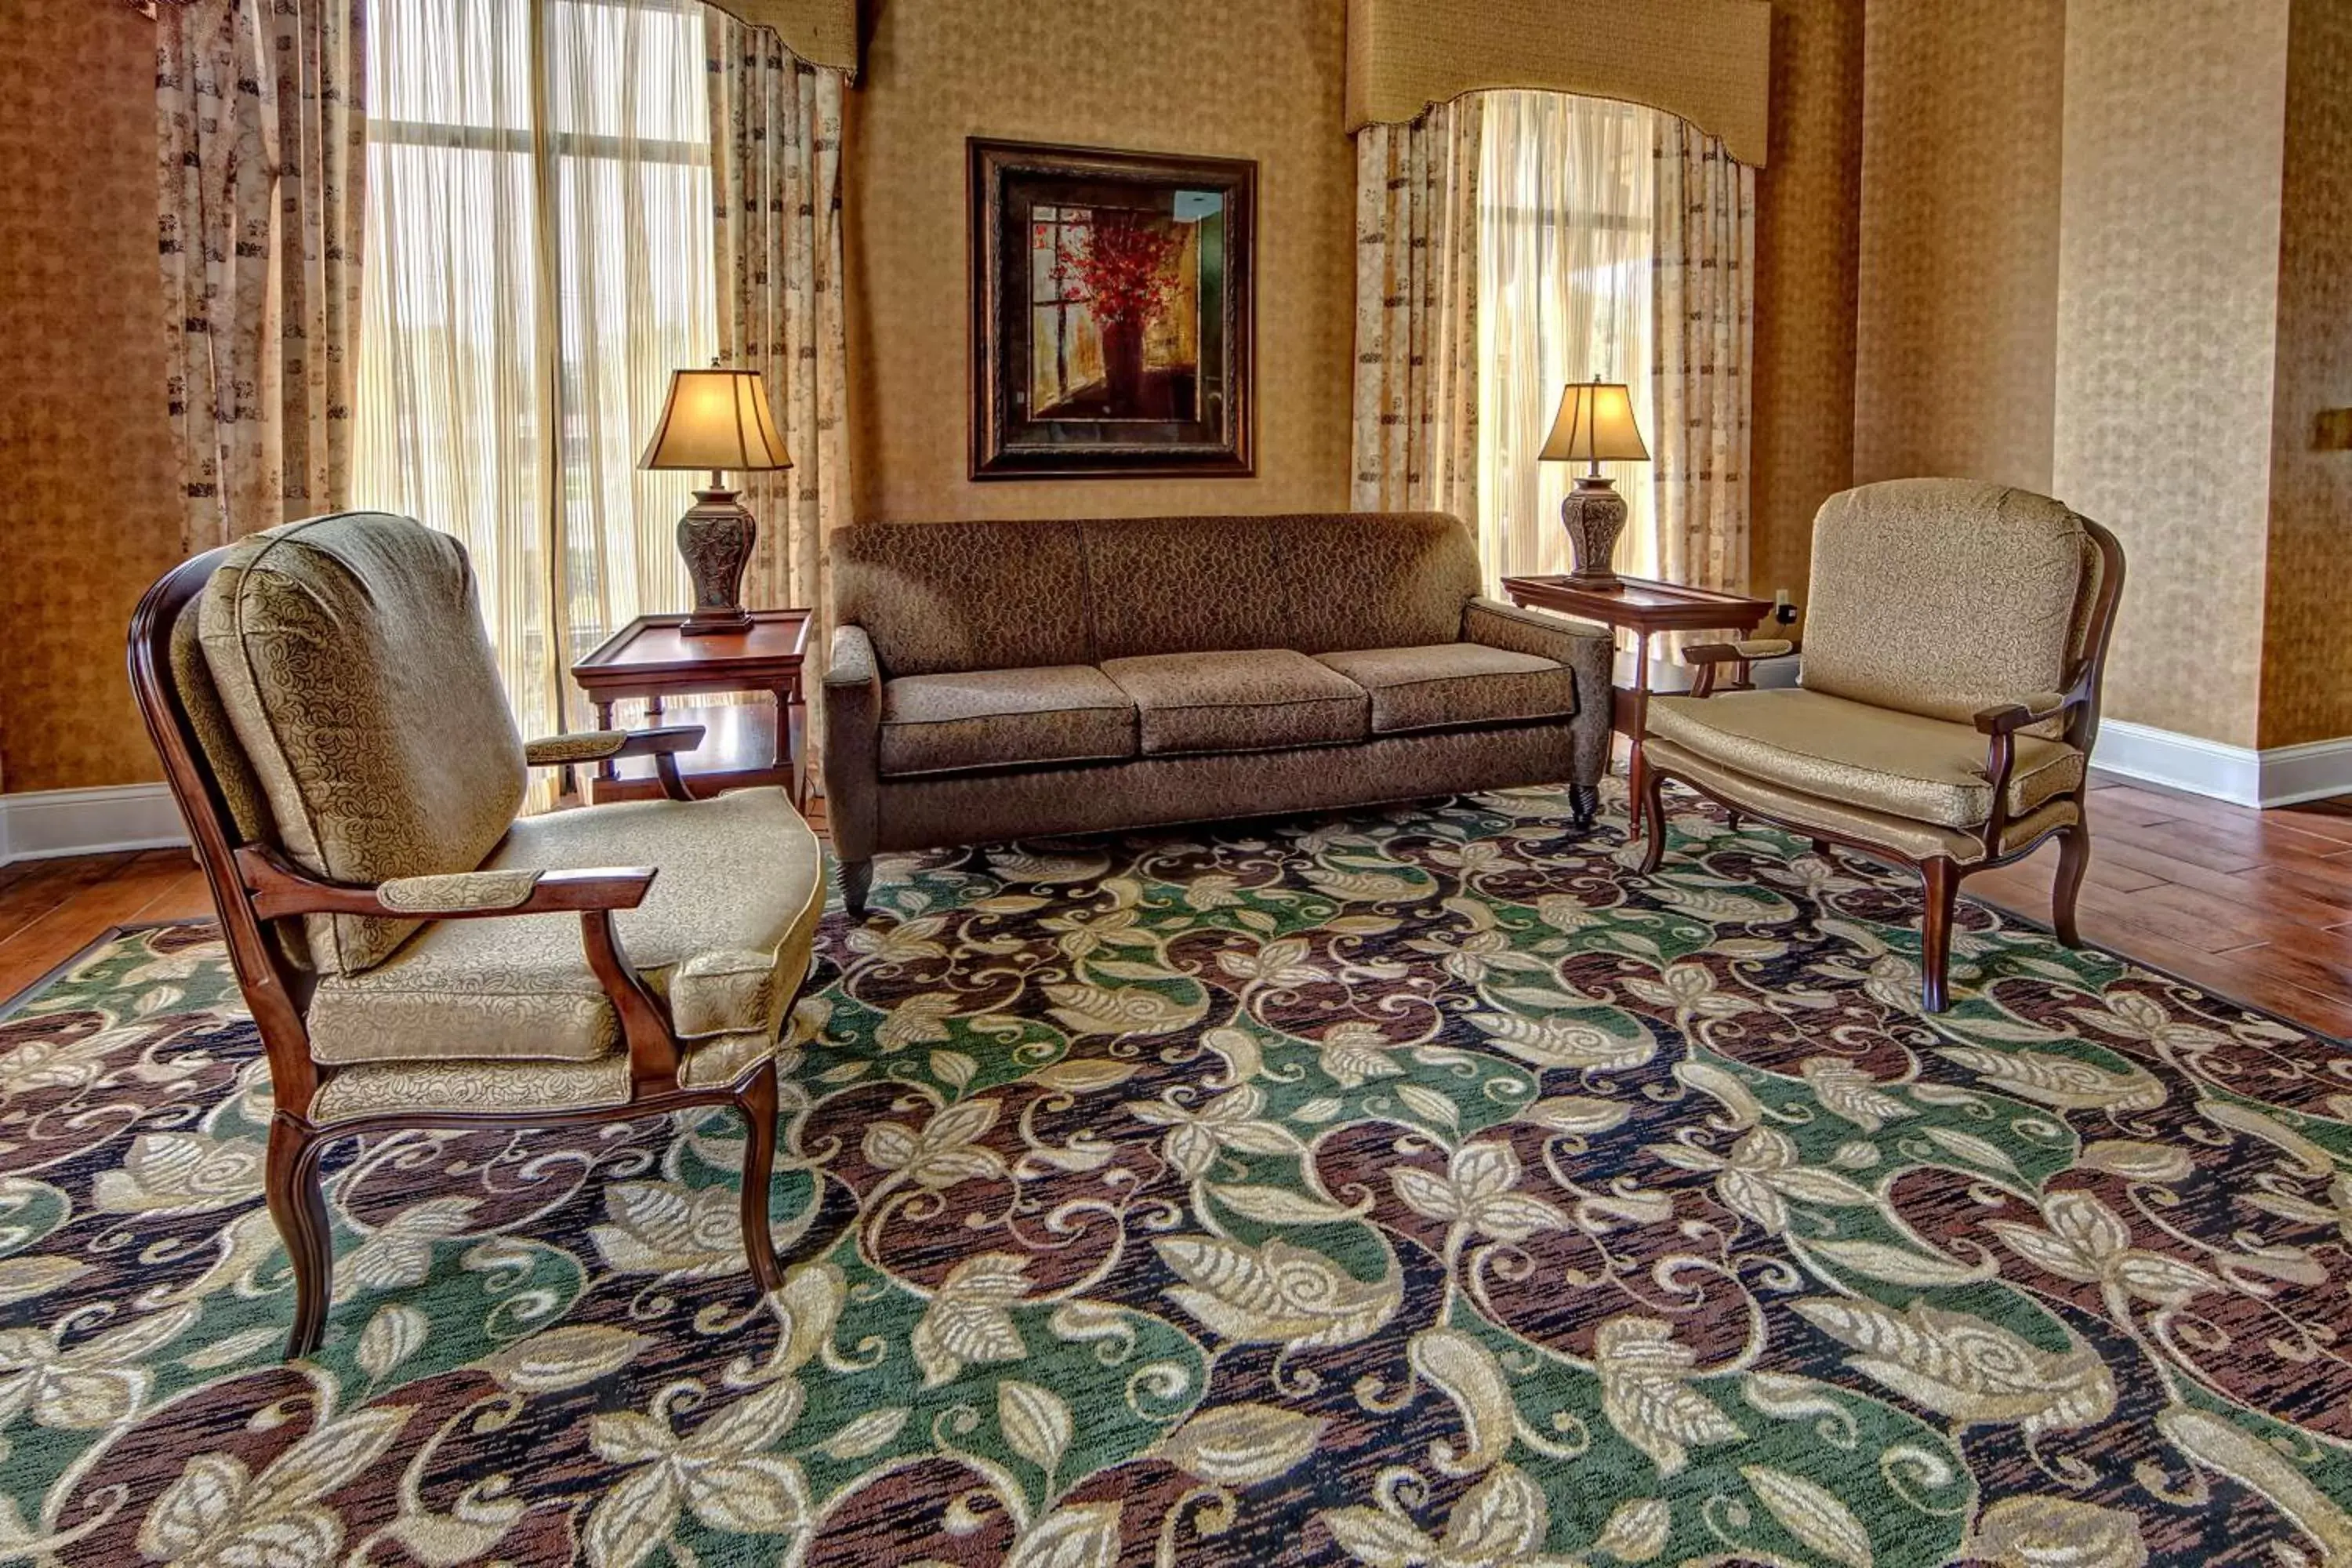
xmin=3 ymin=787 xmax=2351 ymax=1567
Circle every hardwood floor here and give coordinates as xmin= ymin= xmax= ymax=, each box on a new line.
xmin=2 ymin=779 xmax=2349 ymax=1036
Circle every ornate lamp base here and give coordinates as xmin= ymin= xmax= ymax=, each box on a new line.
xmin=677 ymin=487 xmax=758 ymax=637
xmin=1559 ymin=474 xmax=1628 ymax=592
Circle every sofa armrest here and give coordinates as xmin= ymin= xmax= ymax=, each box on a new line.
xmin=1462 ymin=598 xmax=1614 ymax=789
xmin=820 ymin=623 xmax=883 ymax=861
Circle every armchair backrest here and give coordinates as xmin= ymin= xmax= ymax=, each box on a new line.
xmin=1801 ymin=479 xmax=2114 ymax=739
xmin=194 ymin=514 xmax=527 ymax=975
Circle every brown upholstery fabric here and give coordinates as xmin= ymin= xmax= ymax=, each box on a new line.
xmin=1642 ymin=736 xmax=2082 ymax=867
xmin=1461 ymin=598 xmax=1617 ymax=793
xmin=830 ymin=519 xmax=1093 ymax=676
xmin=1079 ymin=517 xmax=1294 ymax=659
xmin=1259 ymin=512 xmax=1482 ymax=655
xmin=820 ymin=624 xmax=882 ymax=856
xmin=1104 ymin=650 xmax=1370 ymax=756
xmin=873 ymin=720 xmax=1586 ymax=851
xmin=199 ymin=513 xmax=527 ymax=975
xmin=1316 ymin=644 xmax=1575 ymax=735
xmin=1799 ymin=479 xmax=2088 ymax=729
xmin=1646 ymin=688 xmax=2085 ymax=829
xmin=820 ymin=513 xmax=1613 ymax=863
xmin=880 ymin=666 xmax=1136 ymax=777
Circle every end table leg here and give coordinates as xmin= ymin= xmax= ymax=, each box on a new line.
xmin=593 ymin=702 xmax=619 ymax=784
xmin=1626 ymin=629 xmax=1653 ymax=837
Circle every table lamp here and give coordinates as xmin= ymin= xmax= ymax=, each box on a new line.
xmin=1538 ymin=379 xmax=1650 ymax=591
xmin=640 ymin=366 xmax=793 ymax=636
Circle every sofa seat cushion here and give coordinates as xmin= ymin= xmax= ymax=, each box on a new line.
xmin=1315 ymin=643 xmax=1575 ymax=735
xmin=1646 ymin=688 xmax=2085 ymax=829
xmin=306 ymin=787 xmax=826 ymax=1066
xmin=879 ymin=665 xmax=1137 ymax=777
xmin=1102 ymin=649 xmax=1370 ymax=756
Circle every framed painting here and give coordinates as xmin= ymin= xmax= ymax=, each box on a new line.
xmin=969 ymin=138 xmax=1256 ymax=478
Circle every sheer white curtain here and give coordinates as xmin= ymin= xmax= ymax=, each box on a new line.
xmin=1475 ymin=91 xmax=1658 ymax=590
xmin=354 ymin=0 xmax=715 ymax=797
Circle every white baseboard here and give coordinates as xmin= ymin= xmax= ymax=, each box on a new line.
xmin=0 ymin=783 xmax=190 ymax=864
xmin=2095 ymin=719 xmax=2352 ymax=808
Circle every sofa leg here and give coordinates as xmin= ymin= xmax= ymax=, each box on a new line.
xmin=1920 ymin=857 xmax=1959 ymax=1013
xmin=1567 ymin=783 xmax=1599 ymax=832
xmin=840 ymin=858 xmax=874 ymax=919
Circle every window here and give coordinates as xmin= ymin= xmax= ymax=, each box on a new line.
xmin=1475 ymin=92 xmax=1659 ymax=583
xmin=354 ymin=0 xmax=716 ymax=762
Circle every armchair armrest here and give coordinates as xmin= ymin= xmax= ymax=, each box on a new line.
xmin=524 ymin=725 xmax=706 ymax=801
xmin=821 ymin=623 xmax=883 ymax=862
xmin=236 ymin=848 xmax=683 ymax=1087
xmin=1682 ymin=638 xmax=1796 ymax=699
xmin=1973 ymin=691 xmax=2072 ymax=737
xmin=238 ymin=848 xmax=655 ymax=921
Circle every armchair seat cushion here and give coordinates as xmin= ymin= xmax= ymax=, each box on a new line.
xmin=1102 ymin=649 xmax=1370 ymax=756
xmin=880 ymin=666 xmax=1136 ymax=777
xmin=1646 ymin=688 xmax=2084 ymax=829
xmin=305 ymin=787 xmax=826 ymax=1066
xmin=1315 ymin=643 xmax=1575 ymax=735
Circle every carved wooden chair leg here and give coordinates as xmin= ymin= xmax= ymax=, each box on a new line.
xmin=839 ymin=858 xmax=875 ymax=920
xmin=1633 ymin=756 xmax=1671 ymax=875
xmin=1809 ymin=838 xmax=1833 ymax=859
xmin=2051 ymin=824 xmax=2091 ymax=949
xmin=265 ymin=1115 xmax=334 ymax=1358
xmin=1919 ymin=858 xmax=1960 ymax=1013
xmin=736 ymin=1060 xmax=785 ymax=1297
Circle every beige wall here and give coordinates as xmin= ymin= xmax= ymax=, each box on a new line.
xmin=2052 ymin=0 xmax=2290 ymax=751
xmin=1748 ymin=0 xmax=1865 ymax=614
xmin=0 ymin=2 xmax=184 ymax=794
xmin=844 ymin=0 xmax=1357 ymax=522
xmin=2258 ymin=0 xmax=2352 ymax=749
xmin=1853 ymin=0 xmax=2063 ymax=492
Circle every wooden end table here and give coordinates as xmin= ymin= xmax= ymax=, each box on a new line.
xmin=571 ymin=609 xmax=813 ymax=808
xmin=1500 ymin=574 xmax=1774 ymax=833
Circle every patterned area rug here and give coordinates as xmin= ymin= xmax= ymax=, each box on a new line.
xmin=4 ymin=787 xmax=2351 ymax=1568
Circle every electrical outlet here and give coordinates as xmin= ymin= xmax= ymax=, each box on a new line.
xmin=1773 ymin=588 xmax=1798 ymax=626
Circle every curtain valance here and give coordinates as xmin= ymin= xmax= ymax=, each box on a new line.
xmin=1345 ymin=0 xmax=1772 ymax=166
xmin=701 ymin=0 xmax=856 ymax=78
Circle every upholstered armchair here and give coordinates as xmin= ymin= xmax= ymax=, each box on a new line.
xmin=1632 ymin=479 xmax=2125 ymax=1012
xmin=129 ymin=513 xmax=827 ymax=1355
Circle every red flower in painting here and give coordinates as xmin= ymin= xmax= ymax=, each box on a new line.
xmin=1051 ymin=211 xmax=1185 ymax=329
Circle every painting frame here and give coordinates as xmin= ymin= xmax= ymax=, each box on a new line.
xmin=968 ymin=137 xmax=1257 ymax=479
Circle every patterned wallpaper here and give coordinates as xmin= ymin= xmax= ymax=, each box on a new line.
xmin=2052 ymin=0 xmax=2291 ymax=751
xmin=843 ymin=0 xmax=1358 ymax=522
xmin=2257 ymin=0 xmax=2352 ymax=750
xmin=1748 ymin=0 xmax=1865 ymax=617
xmin=0 ymin=2 xmax=185 ymax=794
xmin=1853 ymin=0 xmax=2063 ymax=494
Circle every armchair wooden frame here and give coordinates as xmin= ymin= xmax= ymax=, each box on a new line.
xmin=129 ymin=550 xmax=788 ymax=1358
xmin=1632 ymin=521 xmax=2126 ymax=1013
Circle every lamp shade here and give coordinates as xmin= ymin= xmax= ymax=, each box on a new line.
xmin=638 ymin=368 xmax=792 ymax=473
xmin=1538 ymin=380 xmax=1650 ymax=464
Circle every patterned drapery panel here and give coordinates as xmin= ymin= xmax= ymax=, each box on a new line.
xmin=1348 ymin=98 xmax=1481 ymax=521
xmin=708 ymin=13 xmax=851 ymax=775
xmin=1650 ymin=116 xmax=1756 ymax=597
xmin=157 ymin=0 xmax=366 ymax=554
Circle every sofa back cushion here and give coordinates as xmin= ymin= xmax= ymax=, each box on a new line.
xmin=1802 ymin=479 xmax=2089 ymax=728
xmin=200 ymin=513 xmax=527 ymax=975
xmin=831 ymin=519 xmax=1094 ymax=677
xmin=831 ymin=511 xmax=1483 ymax=673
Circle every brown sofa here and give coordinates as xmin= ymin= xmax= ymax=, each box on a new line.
xmin=819 ymin=512 xmax=1614 ymax=915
